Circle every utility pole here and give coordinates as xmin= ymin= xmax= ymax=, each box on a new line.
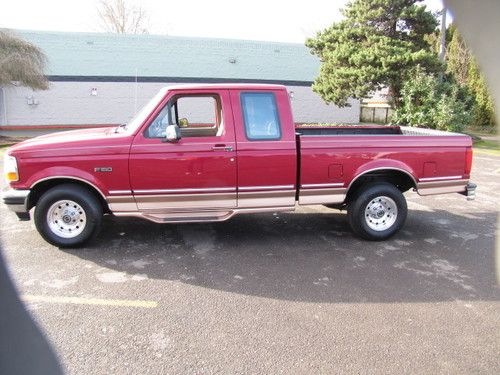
xmin=439 ymin=8 xmax=447 ymax=62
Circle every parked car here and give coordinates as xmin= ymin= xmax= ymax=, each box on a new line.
xmin=2 ymin=84 xmax=476 ymax=247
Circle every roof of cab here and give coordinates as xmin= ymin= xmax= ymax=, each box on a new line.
xmin=165 ymin=83 xmax=287 ymax=91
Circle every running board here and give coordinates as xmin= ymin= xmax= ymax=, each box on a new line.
xmin=112 ymin=206 xmax=295 ymax=224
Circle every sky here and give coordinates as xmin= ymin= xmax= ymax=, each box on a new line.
xmin=0 ymin=0 xmax=449 ymax=43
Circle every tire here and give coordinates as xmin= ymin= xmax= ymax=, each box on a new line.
xmin=347 ymin=182 xmax=407 ymax=241
xmin=34 ymin=184 xmax=103 ymax=248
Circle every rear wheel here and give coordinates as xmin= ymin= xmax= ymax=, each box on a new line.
xmin=34 ymin=184 xmax=102 ymax=247
xmin=347 ymin=182 xmax=407 ymax=241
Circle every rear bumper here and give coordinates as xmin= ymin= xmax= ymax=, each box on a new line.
xmin=460 ymin=182 xmax=477 ymax=201
xmin=417 ymin=179 xmax=477 ymax=199
xmin=1 ymin=188 xmax=31 ymax=220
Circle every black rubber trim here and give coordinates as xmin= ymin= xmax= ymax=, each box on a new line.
xmin=47 ymin=75 xmax=313 ymax=86
xmin=2 ymin=195 xmax=26 ymax=206
xmin=15 ymin=212 xmax=31 ymax=221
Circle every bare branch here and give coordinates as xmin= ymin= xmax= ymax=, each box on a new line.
xmin=98 ymin=0 xmax=149 ymax=34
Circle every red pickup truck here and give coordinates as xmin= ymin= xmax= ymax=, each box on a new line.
xmin=2 ymin=84 xmax=476 ymax=247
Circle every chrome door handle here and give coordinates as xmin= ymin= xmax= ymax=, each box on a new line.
xmin=212 ymin=145 xmax=233 ymax=152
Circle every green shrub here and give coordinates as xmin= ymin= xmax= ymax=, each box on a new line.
xmin=467 ymin=61 xmax=496 ymax=128
xmin=445 ymin=25 xmax=496 ymax=128
xmin=392 ymin=67 xmax=471 ymax=132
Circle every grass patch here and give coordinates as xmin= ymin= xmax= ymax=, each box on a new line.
xmin=473 ymin=139 xmax=500 ymax=155
xmin=465 ymin=126 xmax=497 ymax=136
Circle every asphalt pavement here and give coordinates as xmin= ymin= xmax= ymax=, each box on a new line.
xmin=1 ymin=151 xmax=499 ymax=374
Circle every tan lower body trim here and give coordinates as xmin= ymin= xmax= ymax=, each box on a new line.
xmin=417 ymin=179 xmax=468 ymax=196
xmin=134 ymin=192 xmax=236 ymax=210
xmin=107 ymin=189 xmax=296 ymax=222
xmin=107 ymin=195 xmax=137 ymax=212
xmin=298 ymin=188 xmax=347 ymax=205
xmin=237 ymin=190 xmax=296 ymax=208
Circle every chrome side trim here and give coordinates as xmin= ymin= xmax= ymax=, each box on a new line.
xmin=418 ymin=175 xmax=463 ymax=182
xmin=109 ymin=190 xmax=132 ymax=195
xmin=298 ymin=188 xmax=347 ymax=205
xmin=30 ymin=176 xmax=108 ymax=201
xmin=239 ymin=185 xmax=294 ymax=191
xmin=133 ymin=187 xmax=236 ymax=194
xmin=347 ymin=167 xmax=418 ymax=192
xmin=301 ymin=183 xmax=344 ymax=188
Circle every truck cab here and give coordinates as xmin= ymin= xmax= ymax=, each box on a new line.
xmin=126 ymin=84 xmax=297 ymax=215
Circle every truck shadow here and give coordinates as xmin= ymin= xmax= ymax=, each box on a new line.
xmin=66 ymin=209 xmax=498 ymax=304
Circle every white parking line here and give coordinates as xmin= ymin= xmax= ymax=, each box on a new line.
xmin=22 ymin=294 xmax=158 ymax=308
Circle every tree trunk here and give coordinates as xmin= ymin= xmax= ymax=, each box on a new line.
xmin=388 ymin=83 xmax=402 ymax=109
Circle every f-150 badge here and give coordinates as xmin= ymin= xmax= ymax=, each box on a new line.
xmin=94 ymin=167 xmax=112 ymax=172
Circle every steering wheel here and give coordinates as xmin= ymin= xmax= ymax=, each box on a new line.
xmin=265 ymin=121 xmax=276 ymax=136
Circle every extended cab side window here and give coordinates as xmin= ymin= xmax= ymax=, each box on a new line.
xmin=240 ymin=92 xmax=281 ymax=141
xmin=146 ymin=94 xmax=223 ymax=138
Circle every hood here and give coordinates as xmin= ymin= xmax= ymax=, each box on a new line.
xmin=12 ymin=127 xmax=113 ymax=147
xmin=8 ymin=126 xmax=133 ymax=157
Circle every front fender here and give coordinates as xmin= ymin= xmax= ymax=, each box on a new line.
xmin=26 ymin=166 xmax=108 ymax=199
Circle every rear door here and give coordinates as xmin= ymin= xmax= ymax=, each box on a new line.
xmin=229 ymin=88 xmax=297 ymax=208
xmin=129 ymin=89 xmax=237 ymax=210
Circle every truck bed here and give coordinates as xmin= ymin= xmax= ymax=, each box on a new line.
xmin=296 ymin=125 xmax=472 ymax=206
xmin=295 ymin=125 xmax=464 ymax=137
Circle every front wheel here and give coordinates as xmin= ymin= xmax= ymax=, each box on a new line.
xmin=34 ymin=184 xmax=103 ymax=247
xmin=347 ymin=182 xmax=407 ymax=241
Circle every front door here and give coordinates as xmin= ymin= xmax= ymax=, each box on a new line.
xmin=129 ymin=89 xmax=237 ymax=211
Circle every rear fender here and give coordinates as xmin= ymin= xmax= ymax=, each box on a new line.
xmin=349 ymin=160 xmax=417 ymax=190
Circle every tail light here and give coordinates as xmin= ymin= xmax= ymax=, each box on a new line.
xmin=465 ymin=147 xmax=473 ymax=176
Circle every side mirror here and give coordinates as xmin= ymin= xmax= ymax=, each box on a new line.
xmin=165 ymin=124 xmax=181 ymax=142
xmin=179 ymin=118 xmax=189 ymax=127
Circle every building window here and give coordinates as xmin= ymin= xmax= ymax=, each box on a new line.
xmin=240 ymin=92 xmax=281 ymax=141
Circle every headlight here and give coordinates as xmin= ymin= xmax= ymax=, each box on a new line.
xmin=4 ymin=154 xmax=19 ymax=183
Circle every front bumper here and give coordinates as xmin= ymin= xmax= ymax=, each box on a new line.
xmin=1 ymin=188 xmax=31 ymax=220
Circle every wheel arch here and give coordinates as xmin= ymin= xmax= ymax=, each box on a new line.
xmin=27 ymin=176 xmax=109 ymax=212
xmin=345 ymin=167 xmax=417 ymax=204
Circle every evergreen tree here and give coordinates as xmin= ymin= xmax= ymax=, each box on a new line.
xmin=446 ymin=24 xmax=495 ymax=127
xmin=467 ymin=60 xmax=496 ymax=127
xmin=306 ymin=0 xmax=441 ymax=107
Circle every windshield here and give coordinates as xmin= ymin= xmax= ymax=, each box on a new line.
xmin=122 ymin=88 xmax=168 ymax=133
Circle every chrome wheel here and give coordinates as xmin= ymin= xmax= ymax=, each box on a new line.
xmin=46 ymin=200 xmax=87 ymax=238
xmin=364 ymin=196 xmax=398 ymax=231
